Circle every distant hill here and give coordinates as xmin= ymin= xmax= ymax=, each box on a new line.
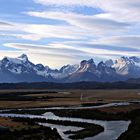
xmin=0 ymin=79 xmax=140 ymax=90
xmin=127 ymin=78 xmax=140 ymax=84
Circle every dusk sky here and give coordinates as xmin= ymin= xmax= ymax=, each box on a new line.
xmin=0 ymin=0 xmax=140 ymax=68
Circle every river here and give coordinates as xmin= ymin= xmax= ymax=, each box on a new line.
xmin=0 ymin=111 xmax=130 ymax=140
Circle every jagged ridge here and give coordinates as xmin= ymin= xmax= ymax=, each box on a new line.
xmin=0 ymin=54 xmax=140 ymax=83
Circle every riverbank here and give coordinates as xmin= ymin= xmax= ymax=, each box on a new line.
xmin=117 ymin=109 xmax=140 ymax=140
xmin=0 ymin=117 xmax=62 ymax=140
xmin=0 ymin=111 xmax=129 ymax=140
xmin=0 ymin=89 xmax=140 ymax=139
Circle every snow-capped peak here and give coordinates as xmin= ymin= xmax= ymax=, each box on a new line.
xmin=0 ymin=54 xmax=140 ymax=83
xmin=77 ymin=58 xmax=96 ymax=73
xmin=105 ymin=59 xmax=114 ymax=67
xmin=1 ymin=54 xmax=29 ymax=65
xmin=2 ymin=57 xmax=22 ymax=65
xmin=0 ymin=54 xmax=35 ymax=74
xmin=98 ymin=61 xmax=106 ymax=67
xmin=112 ymin=56 xmax=140 ymax=75
xmin=97 ymin=61 xmax=107 ymax=70
xmin=130 ymin=56 xmax=140 ymax=63
xmin=18 ymin=54 xmax=28 ymax=62
xmin=59 ymin=64 xmax=79 ymax=74
xmin=129 ymin=56 xmax=140 ymax=67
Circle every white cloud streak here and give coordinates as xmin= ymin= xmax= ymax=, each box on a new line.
xmin=27 ymin=11 xmax=130 ymax=32
xmin=0 ymin=0 xmax=140 ymax=67
xmin=33 ymin=0 xmax=140 ymax=22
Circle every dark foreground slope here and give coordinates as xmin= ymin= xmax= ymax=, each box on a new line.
xmin=117 ymin=109 xmax=140 ymax=140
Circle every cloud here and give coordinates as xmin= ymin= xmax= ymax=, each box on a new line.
xmin=91 ymin=36 xmax=140 ymax=48
xmin=33 ymin=0 xmax=140 ymax=23
xmin=3 ymin=43 xmax=91 ymax=58
xmin=33 ymin=0 xmax=140 ymax=14
xmin=0 ymin=21 xmax=13 ymax=26
xmin=27 ymin=11 xmax=130 ymax=32
xmin=0 ymin=33 xmax=42 ymax=41
xmin=0 ymin=21 xmax=89 ymax=41
xmin=3 ymin=41 xmax=140 ymax=64
xmin=33 ymin=0 xmax=98 ymax=7
xmin=1 ymin=21 xmax=91 ymax=40
xmin=0 ymin=50 xmax=78 ymax=68
xmin=21 ymin=24 xmax=88 ymax=39
xmin=2 ymin=43 xmax=96 ymax=67
xmin=0 ymin=0 xmax=140 ymax=68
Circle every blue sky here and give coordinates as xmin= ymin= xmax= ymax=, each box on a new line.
xmin=0 ymin=0 xmax=140 ymax=68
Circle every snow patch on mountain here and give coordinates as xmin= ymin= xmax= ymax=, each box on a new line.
xmin=0 ymin=54 xmax=140 ymax=83
xmin=112 ymin=56 xmax=140 ymax=76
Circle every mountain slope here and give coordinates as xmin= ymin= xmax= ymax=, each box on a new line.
xmin=113 ymin=56 xmax=140 ymax=78
xmin=0 ymin=54 xmax=55 ymax=82
xmin=66 ymin=59 xmax=121 ymax=82
xmin=0 ymin=54 xmax=140 ymax=83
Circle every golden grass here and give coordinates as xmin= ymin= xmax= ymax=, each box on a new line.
xmin=0 ymin=89 xmax=140 ymax=109
xmin=98 ymin=104 xmax=140 ymax=113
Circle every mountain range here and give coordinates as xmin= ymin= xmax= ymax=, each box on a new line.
xmin=0 ymin=54 xmax=140 ymax=83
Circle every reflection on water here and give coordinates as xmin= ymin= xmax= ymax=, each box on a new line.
xmin=1 ymin=101 xmax=140 ymax=113
xmin=0 ymin=112 xmax=130 ymax=140
xmin=39 ymin=122 xmax=83 ymax=140
xmin=20 ymin=102 xmax=131 ymax=110
xmin=43 ymin=112 xmax=130 ymax=140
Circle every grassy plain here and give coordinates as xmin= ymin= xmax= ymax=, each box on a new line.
xmin=0 ymin=89 xmax=140 ymax=109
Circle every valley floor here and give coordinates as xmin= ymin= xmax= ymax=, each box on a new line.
xmin=0 ymin=89 xmax=140 ymax=109
xmin=0 ymin=89 xmax=140 ymax=140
